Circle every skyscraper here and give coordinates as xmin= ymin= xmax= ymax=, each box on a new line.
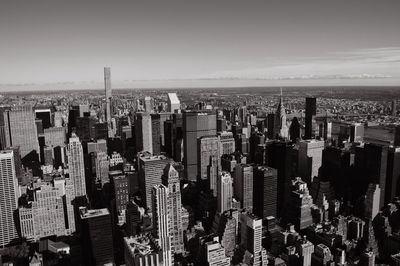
xmin=151 ymin=114 xmax=161 ymax=155
xmin=234 ymin=164 xmax=253 ymax=211
xmin=305 ymin=97 xmax=317 ymax=140
xmin=298 ymin=139 xmax=324 ymax=184
xmin=289 ymin=117 xmax=300 ymax=142
xmin=144 ymin=96 xmax=152 ymax=113
xmin=138 ymin=154 xmax=172 ymax=212
xmin=183 ymin=111 xmax=217 ymax=181
xmin=19 ymin=186 xmax=66 ymax=241
xmin=201 ymin=236 xmax=231 ymax=266
xmin=152 ymin=184 xmax=172 ymax=266
xmin=386 ymin=147 xmax=400 ymax=204
xmin=239 ymin=212 xmax=264 ymax=266
xmin=198 ymin=135 xmax=220 ymax=181
xmin=266 ymin=141 xmax=293 ymax=217
xmin=217 ymin=171 xmax=233 ymax=214
xmin=67 ymin=133 xmax=86 ymax=197
xmin=286 ymin=177 xmax=314 ymax=230
xmin=218 ymin=131 xmax=235 ymax=156
xmin=253 ymin=166 xmax=278 ymax=219
xmin=167 ymin=93 xmax=180 ymax=113
xmin=350 ymin=123 xmax=364 ymax=143
xmin=0 ymin=150 xmax=19 ymax=246
xmin=80 ymin=207 xmax=114 ymax=265
xmin=273 ymin=89 xmax=289 ymax=139
xmin=135 ymin=113 xmax=153 ymax=154
xmin=296 ymin=237 xmax=314 ymax=266
xmin=1 ymin=105 xmax=40 ymax=158
xmin=34 ymin=108 xmax=52 ymax=129
xmin=355 ymin=143 xmax=388 ymax=208
xmin=365 ymin=183 xmax=380 ymax=220
xmin=104 ymin=67 xmax=113 ymax=138
xmin=162 ymin=164 xmax=184 ymax=254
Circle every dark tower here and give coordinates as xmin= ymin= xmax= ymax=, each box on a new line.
xmin=305 ymin=97 xmax=316 ymax=140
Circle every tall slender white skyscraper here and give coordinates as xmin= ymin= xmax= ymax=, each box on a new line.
xmin=0 ymin=150 xmax=19 ymax=246
xmin=217 ymin=171 xmax=233 ymax=214
xmin=162 ymin=164 xmax=184 ymax=253
xmin=152 ymin=184 xmax=172 ymax=266
xmin=104 ymin=67 xmax=114 ymax=138
xmin=67 ymin=133 xmax=86 ymax=197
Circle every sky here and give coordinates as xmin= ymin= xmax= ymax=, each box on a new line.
xmin=0 ymin=0 xmax=400 ymax=91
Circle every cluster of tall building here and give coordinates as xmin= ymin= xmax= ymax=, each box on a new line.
xmin=2 ymin=70 xmax=400 ymax=265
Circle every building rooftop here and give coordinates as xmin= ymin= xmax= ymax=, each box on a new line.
xmin=139 ymin=154 xmax=169 ymax=162
xmin=167 ymin=93 xmax=180 ymax=105
xmin=79 ymin=207 xmax=110 ymax=219
xmin=124 ymin=234 xmax=160 ymax=256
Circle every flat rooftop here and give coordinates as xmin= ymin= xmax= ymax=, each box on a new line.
xmin=79 ymin=207 xmax=110 ymax=219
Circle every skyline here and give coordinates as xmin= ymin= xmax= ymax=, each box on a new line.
xmin=1 ymin=0 xmax=400 ymax=90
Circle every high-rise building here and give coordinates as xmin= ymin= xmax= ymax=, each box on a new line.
xmin=273 ymin=90 xmax=289 ymax=139
xmin=142 ymin=96 xmax=151 ymax=113
xmin=311 ymin=244 xmax=333 ymax=266
xmin=80 ymin=207 xmax=114 ymax=265
xmin=43 ymin=146 xmax=53 ymax=166
xmin=93 ymin=151 xmax=109 ymax=186
xmin=19 ymin=186 xmax=66 ymax=241
xmin=286 ymin=177 xmax=314 ymax=230
xmin=138 ymin=154 xmax=172 ymax=212
xmin=135 ymin=113 xmax=153 ymax=154
xmin=87 ymin=139 xmax=108 ymax=154
xmin=386 ymin=147 xmax=400 ymax=204
xmin=0 ymin=150 xmax=19 ymax=246
xmin=253 ymin=166 xmax=278 ymax=219
xmin=104 ymin=67 xmax=113 ymax=138
xmin=216 ymin=212 xmax=237 ymax=258
xmin=266 ymin=141 xmax=293 ymax=217
xmin=44 ymin=127 xmax=66 ymax=147
xmin=167 ymin=93 xmax=180 ymax=113
xmin=234 ymin=164 xmax=253 ymax=211
xmin=162 ymin=164 xmax=184 ymax=254
xmin=183 ymin=111 xmax=217 ymax=181
xmin=350 ymin=123 xmax=364 ymax=143
xmin=110 ymin=172 xmax=129 ymax=216
xmin=7 ymin=146 xmax=22 ymax=180
xmin=152 ymin=184 xmax=172 ymax=266
xmin=392 ymin=100 xmax=397 ymax=116
xmin=239 ymin=212 xmax=264 ymax=266
xmin=289 ymin=117 xmax=301 ymax=142
xmin=298 ymin=139 xmax=324 ymax=184
xmin=67 ymin=133 xmax=86 ymax=197
xmin=75 ymin=115 xmax=96 ymax=142
xmin=359 ymin=250 xmax=375 ymax=266
xmin=34 ymin=108 xmax=52 ymax=129
xmin=208 ymin=155 xmax=220 ymax=196
xmin=198 ymin=135 xmax=220 ymax=181
xmin=64 ymin=178 xmax=76 ymax=234
xmin=1 ymin=105 xmax=40 ymax=158
xmin=201 ymin=236 xmax=231 ymax=266
xmin=365 ymin=184 xmax=380 ymax=220
xmin=394 ymin=126 xmax=400 ymax=147
xmin=54 ymin=111 xmax=64 ymax=127
xmin=217 ymin=171 xmax=233 ymax=214
xmin=296 ymin=237 xmax=314 ymax=266
xmin=218 ymin=131 xmax=235 ymax=156
xmin=305 ymin=97 xmax=316 ymax=140
xmin=151 ymin=114 xmax=161 ymax=155
xmin=124 ymin=234 xmax=163 ymax=266
xmin=355 ymin=143 xmax=388 ymax=208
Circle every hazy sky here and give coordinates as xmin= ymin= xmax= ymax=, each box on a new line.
xmin=1 ymin=0 xmax=400 ymax=90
